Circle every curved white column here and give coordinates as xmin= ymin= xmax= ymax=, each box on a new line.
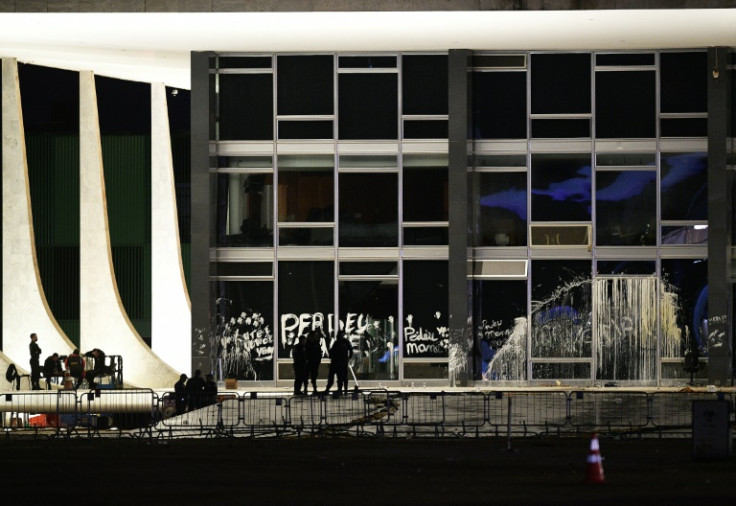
xmin=79 ymin=71 xmax=178 ymax=389
xmin=151 ymin=83 xmax=191 ymax=376
xmin=2 ymin=58 xmax=76 ymax=369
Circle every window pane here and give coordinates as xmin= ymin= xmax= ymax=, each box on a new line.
xmin=595 ymin=170 xmax=656 ymax=246
xmin=661 ymin=259 xmax=708 ymax=360
xmin=218 ymin=74 xmax=273 ymax=140
xmin=403 ymin=167 xmax=448 ymax=222
xmin=278 ymin=120 xmax=333 ymax=140
xmin=339 ymin=280 xmax=398 ymax=380
xmin=661 ymin=225 xmax=708 ymax=245
xmin=531 ymin=53 xmax=590 ymax=114
xmin=476 ymin=171 xmax=527 ymax=246
xmin=660 ymin=52 xmax=707 ymax=113
xmin=402 ymin=54 xmax=448 ymax=115
xmin=660 ymin=153 xmax=707 ymax=220
xmin=595 ymin=71 xmax=655 ymax=138
xmin=278 ymin=227 xmax=333 ymax=246
xmin=277 ymin=261 xmax=334 ymax=358
xmin=596 ymin=261 xmax=656 ymax=275
xmin=277 ymin=169 xmax=334 ymax=223
xmin=403 ymin=227 xmax=448 ymax=246
xmin=473 ymin=280 xmax=527 ymax=381
xmin=532 ymin=119 xmax=590 ymax=138
xmin=403 ymin=120 xmax=448 ymax=139
xmin=403 ymin=261 xmax=448 ymax=358
xmin=277 ymin=55 xmax=334 ymax=115
xmin=531 ymin=260 xmax=591 ymax=358
xmin=216 ymin=173 xmax=273 ymax=247
xmin=473 ymin=72 xmax=526 ymax=139
xmin=338 ymin=73 xmax=397 ymax=140
xmin=213 ymin=281 xmax=274 ymax=380
xmin=660 ymin=118 xmax=707 ymax=137
xmin=339 ymin=173 xmax=398 ymax=247
xmin=531 ymin=154 xmax=591 ymax=222
xmin=596 ymin=53 xmax=654 ymax=66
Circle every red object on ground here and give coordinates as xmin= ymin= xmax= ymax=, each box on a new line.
xmin=584 ymin=433 xmax=606 ymax=484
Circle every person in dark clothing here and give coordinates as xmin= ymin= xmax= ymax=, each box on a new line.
xmin=29 ymin=333 xmax=42 ymax=390
xmin=174 ymin=373 xmax=188 ymax=415
xmin=43 ymin=353 xmax=63 ymax=389
xmin=324 ymin=332 xmax=354 ymax=395
xmin=292 ymin=335 xmax=308 ymax=395
xmin=65 ymin=349 xmax=85 ymax=389
xmin=305 ymin=330 xmax=323 ymax=395
xmin=204 ymin=373 xmax=218 ymax=406
xmin=185 ymin=369 xmax=205 ymax=410
xmin=85 ymin=348 xmax=107 ymax=389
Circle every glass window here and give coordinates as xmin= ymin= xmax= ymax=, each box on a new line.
xmin=277 ymin=261 xmax=334 ymax=359
xmin=339 ymin=173 xmax=398 ymax=247
xmin=278 ymin=120 xmax=333 ymax=140
xmin=595 ymin=170 xmax=656 ymax=246
xmin=660 ymin=153 xmax=707 ymax=221
xmin=473 ymin=72 xmax=527 ymax=139
xmin=473 ymin=280 xmax=527 ymax=381
xmin=596 ymin=153 xmax=655 ymax=167
xmin=476 ymin=171 xmax=527 ymax=246
xmin=596 ymin=261 xmax=656 ymax=275
xmin=403 ymin=120 xmax=448 ymax=139
xmin=661 ymin=259 xmax=708 ymax=362
xmin=218 ymin=74 xmax=273 ymax=140
xmin=339 ymin=280 xmax=398 ymax=380
xmin=660 ymin=118 xmax=707 ymax=137
xmin=595 ymin=53 xmax=654 ymax=66
xmin=662 ymin=225 xmax=708 ymax=245
xmin=402 ymin=54 xmax=448 ymax=115
xmin=403 ymin=166 xmax=448 ymax=222
xmin=531 ymin=53 xmax=590 ymax=114
xmin=338 ymin=73 xmax=397 ymax=140
xmin=277 ymin=55 xmax=334 ymax=116
xmin=403 ymin=261 xmax=449 ymax=358
xmin=277 ymin=163 xmax=334 ymax=223
xmin=531 ymin=260 xmax=591 ymax=358
xmin=531 ymin=154 xmax=591 ymax=222
xmin=595 ymin=71 xmax=655 ymax=138
xmin=532 ymin=119 xmax=590 ymax=138
xmin=213 ymin=281 xmax=274 ymax=381
xmin=660 ymin=52 xmax=707 ymax=113
xmin=216 ymin=173 xmax=273 ymax=247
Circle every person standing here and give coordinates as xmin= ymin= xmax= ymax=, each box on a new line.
xmin=324 ymin=332 xmax=353 ymax=395
xmin=29 ymin=333 xmax=42 ymax=390
xmin=174 ymin=373 xmax=188 ymax=415
xmin=292 ymin=335 xmax=308 ymax=395
xmin=305 ymin=331 xmax=323 ymax=395
xmin=185 ymin=369 xmax=205 ymax=410
xmin=204 ymin=373 xmax=218 ymax=406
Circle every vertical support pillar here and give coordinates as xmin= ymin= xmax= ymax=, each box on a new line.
xmin=190 ymin=52 xmax=213 ymax=375
xmin=707 ymin=47 xmax=732 ymax=385
xmin=448 ymin=50 xmax=473 ymax=385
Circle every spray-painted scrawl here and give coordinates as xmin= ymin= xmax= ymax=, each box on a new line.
xmin=211 ymin=306 xmax=275 ymax=381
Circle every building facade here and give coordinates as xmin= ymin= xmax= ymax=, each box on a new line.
xmin=192 ymin=48 xmax=735 ymax=387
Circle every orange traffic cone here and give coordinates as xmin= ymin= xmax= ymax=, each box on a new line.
xmin=584 ymin=433 xmax=606 ymax=483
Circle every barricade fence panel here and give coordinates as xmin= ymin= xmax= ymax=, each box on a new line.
xmin=2 ymin=389 xmax=735 ymax=439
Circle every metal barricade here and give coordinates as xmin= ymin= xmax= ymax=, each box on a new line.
xmin=320 ymin=391 xmax=367 ymax=435
xmin=650 ymin=391 xmax=733 ymax=434
xmin=363 ymin=390 xmax=400 ymax=435
xmin=569 ymin=391 xmax=649 ymax=435
xmin=81 ymin=388 xmax=156 ymax=437
xmin=241 ymin=393 xmax=289 ymax=437
xmin=442 ymin=392 xmax=487 ymax=436
xmin=288 ymin=394 xmax=321 ymax=435
xmin=489 ymin=391 xmax=569 ymax=436
xmin=0 ymin=390 xmax=78 ymax=435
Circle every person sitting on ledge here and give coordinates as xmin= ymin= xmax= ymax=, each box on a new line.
xmin=84 ymin=348 xmax=107 ymax=389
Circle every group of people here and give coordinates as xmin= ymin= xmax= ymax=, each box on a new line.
xmin=292 ymin=330 xmax=354 ymax=396
xmin=29 ymin=332 xmax=110 ymax=390
xmin=173 ymin=369 xmax=218 ymax=414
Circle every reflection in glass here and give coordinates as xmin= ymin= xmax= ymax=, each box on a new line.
xmin=531 ymin=260 xmax=591 ymax=358
xmin=339 ymin=280 xmax=398 ymax=380
xmin=595 ymin=170 xmax=656 ymax=246
xmin=277 ymin=170 xmax=334 ymax=222
xmin=476 ymin=172 xmax=527 ymax=246
xmin=473 ymin=280 xmax=527 ymax=381
xmin=403 ymin=261 xmax=448 ymax=358
xmin=661 ymin=153 xmax=707 ymax=220
xmin=216 ymin=173 xmax=273 ymax=247
xmin=213 ymin=281 xmax=274 ymax=381
xmin=277 ymin=261 xmax=334 ymax=358
xmin=531 ymin=154 xmax=591 ymax=222
xmin=661 ymin=225 xmax=708 ymax=245
xmin=339 ymin=173 xmax=398 ymax=247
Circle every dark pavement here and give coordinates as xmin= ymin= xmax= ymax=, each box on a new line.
xmin=3 ymin=436 xmax=736 ymax=505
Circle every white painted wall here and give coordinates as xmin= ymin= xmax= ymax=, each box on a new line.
xmin=1 ymin=58 xmax=76 ymax=371
xmin=151 ymin=82 xmax=192 ymax=376
xmin=78 ymin=71 xmax=179 ymax=389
